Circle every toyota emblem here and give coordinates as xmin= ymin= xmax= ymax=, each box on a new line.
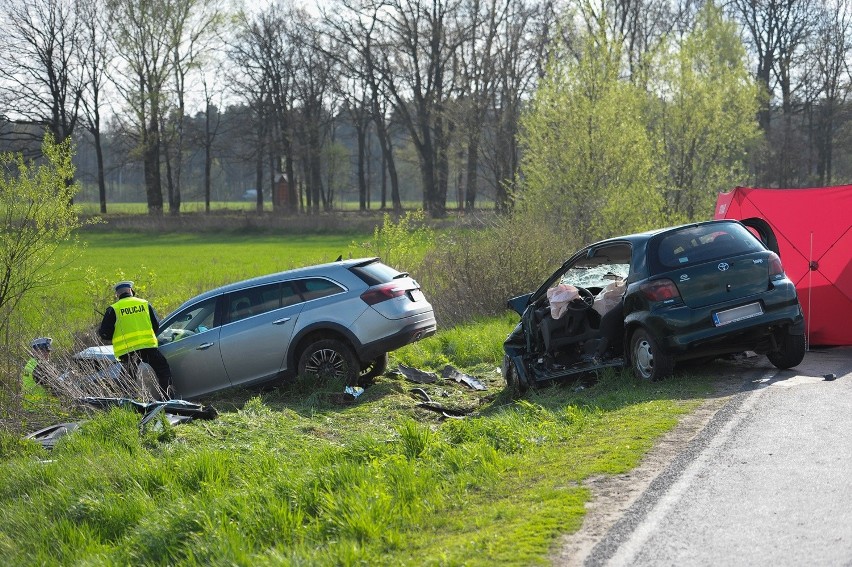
xmin=718 ymin=262 xmax=730 ymax=271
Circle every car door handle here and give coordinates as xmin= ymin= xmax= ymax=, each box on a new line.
xmin=196 ymin=342 xmax=214 ymax=350
xmin=273 ymin=318 xmax=291 ymax=325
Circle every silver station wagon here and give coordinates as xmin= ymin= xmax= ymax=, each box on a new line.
xmin=152 ymin=257 xmax=436 ymax=399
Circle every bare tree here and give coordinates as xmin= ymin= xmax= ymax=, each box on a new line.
xmin=288 ymin=10 xmax=340 ymax=213
xmin=78 ymin=0 xmax=112 ymax=213
xmin=453 ymin=0 xmax=506 ymax=211
xmin=230 ymin=4 xmax=299 ymax=214
xmin=107 ymin=0 xmax=175 ymax=214
xmin=804 ymin=0 xmax=852 ymax=185
xmin=106 ymin=0 xmax=218 ymax=214
xmin=728 ymin=0 xmax=813 ymax=126
xmin=161 ymin=0 xmax=223 ymax=214
xmin=485 ymin=0 xmax=549 ymax=213
xmin=0 ymin=0 xmax=83 ymax=153
xmin=324 ymin=0 xmax=405 ymax=211
xmin=373 ymin=0 xmax=465 ymax=218
xmin=195 ymin=75 xmax=224 ymax=212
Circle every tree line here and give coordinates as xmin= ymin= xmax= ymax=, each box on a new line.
xmin=0 ymin=0 xmax=850 ymax=218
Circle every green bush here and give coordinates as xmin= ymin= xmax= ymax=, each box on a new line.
xmin=419 ymin=216 xmax=575 ymax=326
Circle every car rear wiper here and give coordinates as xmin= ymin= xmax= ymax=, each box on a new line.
xmin=393 ymin=272 xmax=410 ymax=279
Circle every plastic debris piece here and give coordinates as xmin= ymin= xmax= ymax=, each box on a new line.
xmin=396 ymin=364 xmax=438 ymax=384
xmin=345 ymin=386 xmax=365 ymax=398
xmin=415 ymin=402 xmax=468 ymax=418
xmin=26 ymin=422 xmax=82 ymax=450
xmin=441 ymin=365 xmax=487 ymax=391
xmin=410 ymin=387 xmax=432 ymax=402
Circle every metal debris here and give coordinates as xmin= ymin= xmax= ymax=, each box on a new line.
xmin=409 ymin=387 xmax=469 ymax=419
xmin=396 ymin=364 xmax=438 ymax=384
xmin=441 ymin=365 xmax=487 ymax=390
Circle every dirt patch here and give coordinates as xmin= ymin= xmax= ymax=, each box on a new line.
xmin=550 ymin=367 xmax=750 ymax=566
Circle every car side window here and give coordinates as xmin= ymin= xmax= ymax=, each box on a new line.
xmin=159 ymin=297 xmax=219 ymax=343
xmin=281 ymin=281 xmax=301 ymax=307
xmin=227 ymin=283 xmax=283 ymax=323
xmin=297 ymin=278 xmax=344 ymax=302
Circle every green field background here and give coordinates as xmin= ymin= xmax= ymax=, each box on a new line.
xmin=33 ymin=231 xmax=380 ymax=348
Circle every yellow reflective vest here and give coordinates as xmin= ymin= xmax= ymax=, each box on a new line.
xmin=23 ymin=357 xmax=38 ymax=381
xmin=111 ymin=297 xmax=158 ymax=358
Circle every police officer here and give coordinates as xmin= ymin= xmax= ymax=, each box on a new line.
xmin=23 ymin=337 xmax=53 ymax=385
xmin=98 ymin=281 xmax=173 ymax=399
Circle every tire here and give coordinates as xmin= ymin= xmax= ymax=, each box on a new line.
xmin=298 ymin=338 xmax=359 ymax=386
xmin=767 ymin=331 xmax=806 ymax=369
xmin=504 ymin=358 xmax=528 ymax=398
xmin=359 ymin=353 xmax=388 ymax=385
xmin=630 ymin=328 xmax=674 ymax=381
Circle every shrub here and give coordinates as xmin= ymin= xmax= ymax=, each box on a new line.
xmin=348 ymin=210 xmax=434 ymax=272
xmin=419 ymin=216 xmax=575 ymax=327
xmin=0 ymin=135 xmax=87 ymax=425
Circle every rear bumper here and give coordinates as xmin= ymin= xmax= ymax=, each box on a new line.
xmin=357 ymin=314 xmax=437 ymax=361
xmin=640 ymin=299 xmax=804 ymax=357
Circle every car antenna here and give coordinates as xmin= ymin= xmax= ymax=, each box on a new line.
xmin=335 ymin=254 xmax=343 ymax=262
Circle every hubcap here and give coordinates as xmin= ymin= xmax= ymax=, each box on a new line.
xmin=635 ymin=338 xmax=654 ymax=379
xmin=305 ymin=348 xmax=347 ymax=380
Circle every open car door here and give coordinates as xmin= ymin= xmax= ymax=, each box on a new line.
xmin=740 ymin=217 xmax=780 ymax=255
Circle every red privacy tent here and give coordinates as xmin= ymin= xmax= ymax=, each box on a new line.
xmin=715 ymin=185 xmax=852 ymax=346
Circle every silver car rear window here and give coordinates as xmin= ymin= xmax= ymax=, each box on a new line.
xmin=349 ymin=260 xmax=402 ymax=286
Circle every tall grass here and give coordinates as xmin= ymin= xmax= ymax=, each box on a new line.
xmin=0 ymin=364 xmax=713 ymax=566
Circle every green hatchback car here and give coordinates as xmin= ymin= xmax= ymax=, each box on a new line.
xmin=503 ymin=219 xmax=806 ymax=391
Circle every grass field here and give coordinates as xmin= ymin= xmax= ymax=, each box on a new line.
xmin=2 ymin=229 xmax=715 ymax=566
xmin=32 ymin=231 xmax=380 ymax=347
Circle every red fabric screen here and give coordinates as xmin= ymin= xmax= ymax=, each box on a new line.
xmin=715 ymin=185 xmax=852 ymax=346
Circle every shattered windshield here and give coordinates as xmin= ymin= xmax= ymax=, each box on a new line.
xmin=559 ymin=263 xmax=629 ymax=289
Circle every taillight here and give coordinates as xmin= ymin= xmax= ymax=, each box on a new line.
xmin=639 ymin=279 xmax=681 ymax=302
xmin=360 ymin=283 xmax=407 ymax=305
xmin=768 ymin=252 xmax=784 ymax=280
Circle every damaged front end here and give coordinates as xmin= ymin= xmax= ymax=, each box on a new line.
xmin=502 ymin=289 xmax=623 ymax=394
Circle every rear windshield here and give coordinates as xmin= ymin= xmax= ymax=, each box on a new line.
xmin=349 ymin=260 xmax=404 ymax=286
xmin=655 ymin=223 xmax=764 ymax=269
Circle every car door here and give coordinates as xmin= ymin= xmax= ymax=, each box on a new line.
xmin=740 ymin=217 xmax=780 ymax=255
xmin=219 ymin=281 xmax=305 ymax=387
xmin=157 ymin=296 xmax=230 ymax=399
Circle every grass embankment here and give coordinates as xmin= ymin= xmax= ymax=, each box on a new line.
xmin=3 ymin=230 xmax=715 ymax=565
xmin=0 ymin=317 xmax=712 ymax=565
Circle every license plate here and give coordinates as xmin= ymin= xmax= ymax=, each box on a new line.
xmin=409 ymin=289 xmax=424 ymax=302
xmin=713 ymin=302 xmax=763 ymax=326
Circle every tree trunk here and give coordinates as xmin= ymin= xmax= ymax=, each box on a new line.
xmin=93 ymin=127 xmax=107 ymax=214
xmin=144 ymin=113 xmax=163 ymax=215
xmin=465 ymin=136 xmax=479 ymax=211
xmin=356 ymin=121 xmax=368 ymax=211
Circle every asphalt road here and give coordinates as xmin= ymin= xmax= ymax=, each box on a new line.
xmin=585 ymin=346 xmax=852 ymax=567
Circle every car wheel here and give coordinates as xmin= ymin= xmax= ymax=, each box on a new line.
xmin=359 ymin=353 xmax=388 ymax=385
xmin=630 ymin=329 xmax=674 ymax=381
xmin=504 ymin=358 xmax=528 ymax=398
xmin=298 ymin=338 xmax=358 ymax=385
xmin=767 ymin=331 xmax=806 ymax=369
